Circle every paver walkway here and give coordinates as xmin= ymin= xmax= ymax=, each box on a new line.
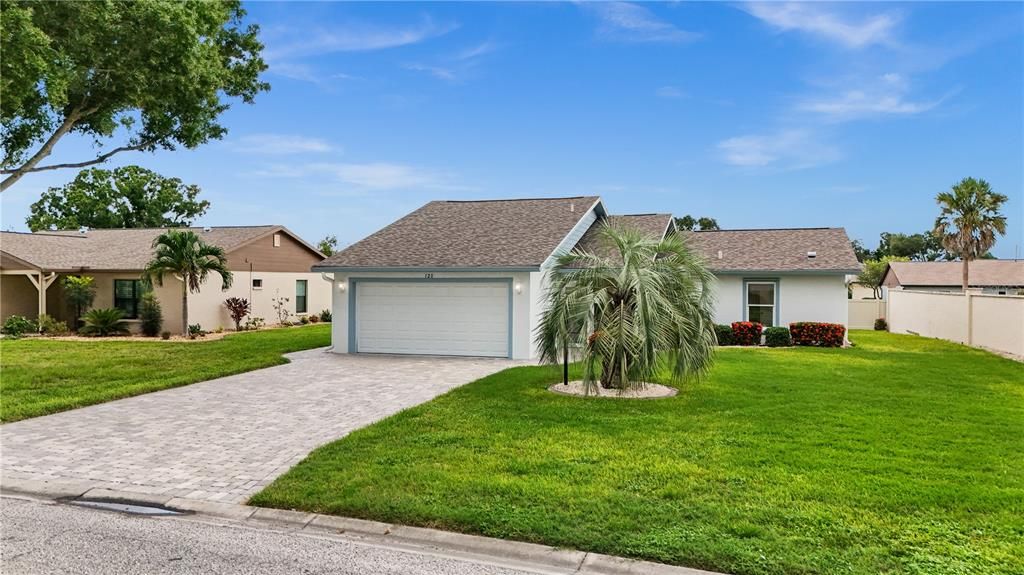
xmin=1 ymin=349 xmax=519 ymax=503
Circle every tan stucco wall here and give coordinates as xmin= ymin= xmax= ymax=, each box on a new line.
xmin=888 ymin=289 xmax=1024 ymax=358
xmin=0 ymin=275 xmax=40 ymax=323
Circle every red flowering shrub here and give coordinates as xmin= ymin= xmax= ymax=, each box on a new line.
xmin=789 ymin=322 xmax=845 ymax=347
xmin=730 ymin=321 xmax=763 ymax=346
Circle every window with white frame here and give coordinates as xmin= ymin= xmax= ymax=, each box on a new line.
xmin=252 ymin=278 xmax=263 ymax=289
xmin=746 ymin=281 xmax=776 ymax=327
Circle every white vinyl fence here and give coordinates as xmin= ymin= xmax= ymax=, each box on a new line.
xmin=848 ymin=299 xmax=886 ymax=330
xmin=887 ymin=288 xmax=1024 ymax=359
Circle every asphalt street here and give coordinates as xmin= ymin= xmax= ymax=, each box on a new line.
xmin=0 ymin=496 xmax=559 ymax=575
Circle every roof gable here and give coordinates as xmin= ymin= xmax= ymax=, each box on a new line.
xmin=314 ymin=196 xmax=601 ymax=270
xmin=571 ymin=214 xmax=675 ymax=259
xmin=683 ymin=227 xmax=860 ymax=273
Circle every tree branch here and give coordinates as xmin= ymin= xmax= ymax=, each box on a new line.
xmin=0 ymin=103 xmax=86 ymax=192
xmin=2 ymin=142 xmax=154 ymax=174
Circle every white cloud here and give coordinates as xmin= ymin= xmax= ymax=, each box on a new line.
xmin=656 ymin=86 xmax=686 ymax=99
xmin=587 ymin=2 xmax=700 ymax=43
xmin=232 ymin=134 xmax=335 ymax=155
xmin=744 ymin=2 xmax=899 ymax=48
xmin=797 ymin=73 xmax=946 ymax=121
xmin=266 ymin=16 xmax=457 ymax=60
xmin=404 ymin=63 xmax=457 ymax=81
xmin=455 ymin=41 xmax=498 ymax=61
xmin=255 ymin=161 xmax=465 ymax=191
xmin=717 ymin=129 xmax=840 ymax=169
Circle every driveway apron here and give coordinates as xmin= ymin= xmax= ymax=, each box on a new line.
xmin=1 ymin=349 xmax=519 ymax=503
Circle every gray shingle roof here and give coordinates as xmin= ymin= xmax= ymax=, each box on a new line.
xmin=314 ymin=197 xmax=602 ymax=270
xmin=683 ymin=228 xmax=860 ymax=273
xmin=572 ymin=214 xmax=675 ymax=259
xmin=0 ymin=226 xmax=311 ymax=271
xmin=882 ymin=260 xmax=1024 ymax=287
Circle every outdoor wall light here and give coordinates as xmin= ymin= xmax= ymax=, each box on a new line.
xmin=338 ymin=281 xmax=347 ymax=292
xmin=514 ymin=283 xmax=522 ymax=294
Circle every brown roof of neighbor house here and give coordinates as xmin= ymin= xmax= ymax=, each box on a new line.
xmin=572 ymin=214 xmax=675 ymax=259
xmin=0 ymin=226 xmax=322 ymax=272
xmin=314 ymin=196 xmax=603 ymax=270
xmin=682 ymin=227 xmax=860 ymax=273
xmin=881 ymin=260 xmax=1024 ymax=288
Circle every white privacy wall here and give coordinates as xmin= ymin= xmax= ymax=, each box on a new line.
xmin=887 ymin=289 xmax=1024 ymax=358
xmin=709 ymin=274 xmax=848 ymax=327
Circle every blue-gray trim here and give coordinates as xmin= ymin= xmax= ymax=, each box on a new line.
xmin=347 ymin=277 xmax=514 ymax=358
xmin=713 ymin=269 xmax=858 ymax=276
xmin=314 ymin=265 xmax=539 ymax=273
xmin=742 ymin=278 xmax=780 ymax=327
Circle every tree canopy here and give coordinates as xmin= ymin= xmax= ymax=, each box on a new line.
xmin=675 ymin=215 xmax=720 ymax=231
xmin=856 ymin=256 xmax=909 ymax=299
xmin=318 ymin=235 xmax=338 ymax=256
xmin=1 ymin=0 xmax=268 ymax=192
xmin=26 ymin=166 xmax=209 ymax=231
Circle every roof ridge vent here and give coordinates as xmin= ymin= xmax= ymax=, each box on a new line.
xmin=78 ymin=226 xmax=89 ymax=234
xmin=807 ymin=250 xmax=817 ymax=258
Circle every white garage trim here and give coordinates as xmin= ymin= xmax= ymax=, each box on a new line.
xmin=348 ymin=278 xmax=513 ymax=358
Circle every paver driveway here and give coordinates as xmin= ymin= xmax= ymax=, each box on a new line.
xmin=1 ymin=349 xmax=519 ymax=504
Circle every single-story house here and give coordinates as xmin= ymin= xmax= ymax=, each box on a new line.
xmin=313 ymin=197 xmax=860 ymax=359
xmin=1 ymin=226 xmax=330 ymax=333
xmin=881 ymin=260 xmax=1024 ymax=295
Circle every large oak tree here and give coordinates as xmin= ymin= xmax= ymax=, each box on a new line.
xmin=1 ymin=0 xmax=268 ymax=192
xmin=26 ymin=166 xmax=209 ymax=231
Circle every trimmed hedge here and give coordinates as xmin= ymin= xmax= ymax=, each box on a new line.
xmin=874 ymin=318 xmax=888 ymax=331
xmin=789 ymin=322 xmax=845 ymax=347
xmin=730 ymin=321 xmax=763 ymax=346
xmin=764 ymin=326 xmax=792 ymax=347
xmin=714 ymin=324 xmax=734 ymax=346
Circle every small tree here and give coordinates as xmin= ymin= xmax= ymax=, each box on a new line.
xmin=224 ymin=297 xmax=251 ymax=331
xmin=856 ymin=256 xmax=909 ymax=299
xmin=934 ymin=177 xmax=1008 ymax=290
xmin=142 ymin=230 xmax=232 ymax=336
xmin=271 ymin=291 xmax=291 ymax=326
xmin=537 ymin=224 xmax=717 ymax=392
xmin=139 ymin=292 xmax=163 ymax=337
xmin=62 ymin=275 xmax=96 ymax=329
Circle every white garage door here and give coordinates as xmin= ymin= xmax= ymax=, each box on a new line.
xmin=355 ymin=281 xmax=510 ymax=357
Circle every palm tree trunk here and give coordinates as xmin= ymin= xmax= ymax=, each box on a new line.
xmin=182 ymin=284 xmax=189 ymax=336
xmin=962 ymin=258 xmax=969 ymax=291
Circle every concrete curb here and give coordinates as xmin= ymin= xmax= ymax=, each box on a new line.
xmin=2 ymin=481 xmax=725 ymax=575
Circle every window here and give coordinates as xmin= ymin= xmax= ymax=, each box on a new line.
xmin=252 ymin=278 xmax=263 ymax=289
xmin=745 ymin=281 xmax=776 ymax=327
xmin=273 ymin=233 xmax=281 ymax=247
xmin=114 ymin=279 xmax=143 ymax=319
xmin=295 ymin=279 xmax=308 ymax=313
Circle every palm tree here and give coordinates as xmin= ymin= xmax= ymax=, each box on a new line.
xmin=536 ymin=223 xmax=717 ymax=393
xmin=142 ymin=230 xmax=233 ymax=335
xmin=934 ymin=178 xmax=1007 ymax=290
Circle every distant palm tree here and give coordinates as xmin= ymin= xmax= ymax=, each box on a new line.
xmin=142 ymin=230 xmax=233 ymax=335
xmin=536 ymin=224 xmax=717 ymax=393
xmin=934 ymin=178 xmax=1007 ymax=290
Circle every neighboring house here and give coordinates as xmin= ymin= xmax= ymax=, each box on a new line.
xmin=0 ymin=226 xmax=329 ymax=333
xmin=684 ymin=228 xmax=860 ymax=328
xmin=314 ymin=197 xmax=859 ymax=359
xmin=880 ymin=260 xmax=1024 ymax=295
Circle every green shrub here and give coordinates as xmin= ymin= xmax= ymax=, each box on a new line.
xmin=139 ymin=292 xmax=163 ymax=337
xmin=80 ymin=308 xmax=130 ymax=337
xmin=2 ymin=315 xmax=38 ymax=337
xmin=319 ymin=309 xmax=332 ymax=323
xmin=161 ymin=331 xmax=172 ymax=340
xmin=308 ymin=314 xmax=320 ymax=323
xmin=714 ymin=324 xmax=734 ymax=346
xmin=790 ymin=322 xmax=846 ymax=347
xmin=244 ymin=316 xmax=265 ymax=330
xmin=874 ymin=318 xmax=888 ymax=331
xmin=38 ymin=314 xmax=69 ymax=335
xmin=187 ymin=324 xmax=205 ymax=339
xmin=299 ymin=315 xmax=310 ymax=325
xmin=764 ymin=326 xmax=792 ymax=347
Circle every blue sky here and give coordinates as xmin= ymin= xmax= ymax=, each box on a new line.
xmin=2 ymin=1 xmax=1022 ymax=257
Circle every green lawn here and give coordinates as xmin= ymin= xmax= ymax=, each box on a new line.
xmin=251 ymin=331 xmax=1023 ymax=575
xmin=0 ymin=324 xmax=330 ymax=423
